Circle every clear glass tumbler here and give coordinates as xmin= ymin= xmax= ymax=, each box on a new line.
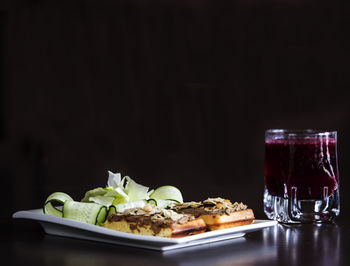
xmin=264 ymin=129 xmax=340 ymax=223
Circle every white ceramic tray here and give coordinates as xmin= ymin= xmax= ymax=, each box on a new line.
xmin=13 ymin=209 xmax=277 ymax=251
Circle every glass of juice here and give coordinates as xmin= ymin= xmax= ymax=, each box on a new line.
xmin=264 ymin=129 xmax=340 ymax=223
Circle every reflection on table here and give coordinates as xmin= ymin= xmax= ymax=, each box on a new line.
xmin=10 ymin=222 xmax=340 ymax=266
xmin=263 ymin=223 xmax=340 ymax=266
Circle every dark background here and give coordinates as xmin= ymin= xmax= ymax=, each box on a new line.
xmin=1 ymin=0 xmax=349 ymax=227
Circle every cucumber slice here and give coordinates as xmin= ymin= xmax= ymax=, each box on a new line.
xmin=44 ymin=192 xmax=73 ymax=217
xmin=150 ymin=186 xmax=183 ymax=203
xmin=63 ymin=200 xmax=107 ymax=225
xmin=114 ymin=200 xmax=147 ymax=213
xmin=146 ymin=199 xmax=157 ymax=205
xmin=167 ymin=199 xmax=180 ymax=203
xmin=108 ymin=205 xmax=116 ymax=216
xmin=96 ymin=207 xmax=108 ymax=226
xmin=146 ymin=199 xmax=177 ymax=208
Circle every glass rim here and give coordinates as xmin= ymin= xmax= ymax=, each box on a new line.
xmin=265 ymin=129 xmax=337 ymax=137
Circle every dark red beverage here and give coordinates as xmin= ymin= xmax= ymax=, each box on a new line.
xmin=264 ymin=133 xmax=339 ymax=200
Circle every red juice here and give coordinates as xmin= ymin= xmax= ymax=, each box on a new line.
xmin=264 ymin=138 xmax=339 ymax=200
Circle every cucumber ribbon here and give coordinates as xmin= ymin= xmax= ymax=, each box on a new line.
xmin=43 ymin=171 xmax=183 ymax=225
xmin=43 ymin=192 xmax=107 ymax=225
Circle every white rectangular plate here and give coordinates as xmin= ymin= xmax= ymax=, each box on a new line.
xmin=13 ymin=209 xmax=277 ymax=251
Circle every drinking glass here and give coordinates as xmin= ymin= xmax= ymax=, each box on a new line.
xmin=263 ymin=129 xmax=340 ymax=223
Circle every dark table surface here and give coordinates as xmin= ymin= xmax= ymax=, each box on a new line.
xmin=3 ymin=216 xmax=349 ymax=266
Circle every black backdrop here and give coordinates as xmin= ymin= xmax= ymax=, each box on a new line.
xmin=1 ymin=0 xmax=349 ymax=226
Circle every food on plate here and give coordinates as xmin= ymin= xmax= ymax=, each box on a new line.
xmin=43 ymin=171 xmax=183 ymax=225
xmin=81 ymin=171 xmax=183 ymax=206
xmin=170 ymin=198 xmax=254 ymax=230
xmin=42 ymin=171 xmax=255 ymax=237
xmin=104 ymin=204 xmax=206 ymax=237
xmin=104 ymin=198 xmax=255 ymax=236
